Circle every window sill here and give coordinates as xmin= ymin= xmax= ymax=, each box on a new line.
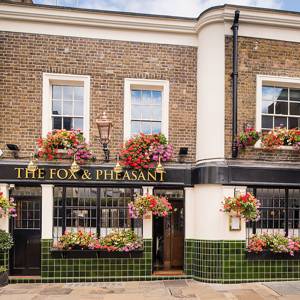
xmin=50 ymin=248 xmax=144 ymax=259
xmin=253 ymin=140 xmax=296 ymax=151
xmin=245 ymin=251 xmax=300 ymax=260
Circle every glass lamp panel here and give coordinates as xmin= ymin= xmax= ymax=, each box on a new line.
xmin=275 ymin=101 xmax=288 ymax=115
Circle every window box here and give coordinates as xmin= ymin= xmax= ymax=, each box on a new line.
xmin=50 ymin=248 xmax=144 ymax=259
xmin=245 ymin=251 xmax=300 ymax=260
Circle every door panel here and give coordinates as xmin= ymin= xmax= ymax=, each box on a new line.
xmin=10 ymin=197 xmax=41 ymax=276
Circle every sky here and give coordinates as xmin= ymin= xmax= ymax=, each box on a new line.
xmin=33 ymin=0 xmax=300 ymax=17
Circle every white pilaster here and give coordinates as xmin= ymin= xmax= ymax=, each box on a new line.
xmin=142 ymin=186 xmax=153 ymax=239
xmin=0 ymin=184 xmax=9 ymax=232
xmin=41 ymin=184 xmax=54 ymax=239
xmin=184 ymin=187 xmax=195 ymax=239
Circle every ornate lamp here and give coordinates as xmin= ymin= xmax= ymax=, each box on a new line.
xmin=114 ymin=154 xmax=123 ymax=174
xmin=27 ymin=153 xmax=38 ymax=172
xmin=155 ymin=155 xmax=165 ymax=174
xmin=96 ymin=112 xmax=113 ymax=162
xmin=70 ymin=154 xmax=80 ymax=173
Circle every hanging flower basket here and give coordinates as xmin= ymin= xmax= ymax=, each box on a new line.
xmin=221 ymin=192 xmax=260 ymax=221
xmin=37 ymin=129 xmax=95 ymax=163
xmin=119 ymin=133 xmax=173 ymax=170
xmin=238 ymin=127 xmax=260 ymax=149
xmin=128 ymin=194 xmax=172 ymax=219
xmin=0 ymin=193 xmax=16 ymax=218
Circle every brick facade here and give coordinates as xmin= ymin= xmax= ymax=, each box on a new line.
xmin=0 ymin=32 xmax=197 ymax=163
xmin=225 ymin=36 xmax=300 ymax=161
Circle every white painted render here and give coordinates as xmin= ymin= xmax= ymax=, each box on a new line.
xmin=187 ymin=184 xmax=247 ymax=240
xmin=142 ymin=186 xmax=153 ymax=239
xmin=41 ymin=184 xmax=54 ymax=239
xmin=0 ymin=184 xmax=9 ymax=232
xmin=196 ymin=22 xmax=225 ymax=162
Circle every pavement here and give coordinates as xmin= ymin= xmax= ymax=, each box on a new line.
xmin=0 ymin=279 xmax=300 ymax=299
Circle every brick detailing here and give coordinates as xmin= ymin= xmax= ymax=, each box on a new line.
xmin=187 ymin=239 xmax=300 ymax=283
xmin=225 ymin=36 xmax=300 ymax=161
xmin=0 ymin=32 xmax=197 ymax=163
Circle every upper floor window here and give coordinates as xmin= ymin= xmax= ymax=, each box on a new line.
xmin=257 ymin=75 xmax=300 ymax=132
xmin=124 ymin=79 xmax=169 ymax=140
xmin=52 ymin=85 xmax=84 ymax=131
xmin=42 ymin=73 xmax=90 ymax=140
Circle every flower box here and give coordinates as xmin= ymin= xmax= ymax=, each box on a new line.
xmin=50 ymin=248 xmax=144 ymax=259
xmin=245 ymin=250 xmax=300 ymax=260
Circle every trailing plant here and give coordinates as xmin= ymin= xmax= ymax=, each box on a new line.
xmin=128 ymin=194 xmax=172 ymax=218
xmin=221 ymin=192 xmax=260 ymax=221
xmin=0 ymin=193 xmax=16 ymax=218
xmin=238 ymin=127 xmax=260 ymax=149
xmin=53 ymin=229 xmax=143 ymax=252
xmin=37 ymin=129 xmax=95 ymax=163
xmin=247 ymin=233 xmax=300 ymax=256
xmin=0 ymin=230 xmax=13 ymax=251
xmin=0 ymin=266 xmax=7 ymax=273
xmin=119 ymin=133 xmax=173 ymax=170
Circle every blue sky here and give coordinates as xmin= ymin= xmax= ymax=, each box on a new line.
xmin=33 ymin=0 xmax=300 ymax=17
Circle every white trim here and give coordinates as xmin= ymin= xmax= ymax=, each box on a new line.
xmin=41 ymin=184 xmax=54 ymax=239
xmin=256 ymin=75 xmax=300 ymax=131
xmin=42 ymin=73 xmax=90 ymax=141
xmin=123 ymin=78 xmax=169 ymax=140
xmin=0 ymin=184 xmax=9 ymax=232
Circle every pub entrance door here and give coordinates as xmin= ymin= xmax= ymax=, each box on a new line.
xmin=153 ymin=190 xmax=184 ymax=272
xmin=10 ymin=195 xmax=41 ymax=276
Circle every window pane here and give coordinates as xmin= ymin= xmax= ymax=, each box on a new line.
xmin=131 ymin=90 xmax=142 ymax=104
xmin=52 ymin=86 xmax=62 ymax=100
xmin=262 ymin=116 xmax=273 ymax=129
xmin=63 ymin=86 xmax=73 ymax=100
xmin=142 ymin=90 xmax=151 ymax=104
xmin=131 ymin=121 xmax=140 ymax=135
xmin=290 ymin=89 xmax=300 ymax=102
xmin=152 ymin=106 xmax=162 ymax=121
xmin=53 ymin=117 xmax=62 ymax=129
xmin=141 ymin=121 xmax=152 ymax=134
xmin=290 ymin=103 xmax=300 ymax=116
xmin=152 ymin=91 xmax=162 ymax=104
xmin=274 ymin=117 xmax=287 ymax=127
xmin=63 ymin=101 xmax=73 ymax=115
xmin=73 ymin=118 xmax=83 ymax=130
xmin=74 ymin=87 xmax=83 ymax=101
xmin=262 ymin=101 xmax=274 ymax=114
xmin=289 ymin=117 xmax=300 ymax=129
xmin=141 ymin=106 xmax=152 ymax=120
xmin=262 ymin=86 xmax=288 ymax=101
xmin=63 ymin=117 xmax=72 ymax=130
xmin=131 ymin=105 xmax=141 ymax=119
xmin=74 ymin=101 xmax=84 ymax=116
xmin=52 ymin=100 xmax=62 ymax=115
xmin=152 ymin=122 xmax=161 ymax=134
xmin=275 ymin=102 xmax=288 ymax=115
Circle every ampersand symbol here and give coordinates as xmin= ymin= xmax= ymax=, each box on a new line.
xmin=82 ymin=169 xmax=92 ymax=180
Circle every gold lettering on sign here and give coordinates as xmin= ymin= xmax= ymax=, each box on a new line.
xmin=137 ymin=171 xmax=146 ymax=181
xmin=131 ymin=170 xmax=138 ymax=180
xmin=159 ymin=172 xmax=165 ymax=182
xmin=96 ymin=170 xmax=103 ymax=180
xmin=15 ymin=168 xmax=24 ymax=179
xmin=147 ymin=171 xmax=157 ymax=181
xmin=104 ymin=170 xmax=114 ymax=180
xmin=82 ymin=170 xmax=92 ymax=180
xmin=123 ymin=170 xmax=131 ymax=181
xmin=57 ymin=169 xmax=68 ymax=180
xmin=37 ymin=168 xmax=45 ymax=179
xmin=50 ymin=169 xmax=57 ymax=179
xmin=25 ymin=168 xmax=36 ymax=179
xmin=68 ymin=169 xmax=78 ymax=180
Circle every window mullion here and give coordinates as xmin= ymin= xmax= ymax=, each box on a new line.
xmin=97 ymin=188 xmax=101 ymax=237
xmin=62 ymin=187 xmax=66 ymax=234
xmin=285 ymin=188 xmax=289 ymax=237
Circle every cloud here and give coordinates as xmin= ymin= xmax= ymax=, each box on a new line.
xmin=34 ymin=0 xmax=284 ymax=17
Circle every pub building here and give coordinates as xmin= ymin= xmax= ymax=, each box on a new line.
xmin=3 ymin=0 xmax=300 ymax=284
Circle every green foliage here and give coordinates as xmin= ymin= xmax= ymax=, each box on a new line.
xmin=0 ymin=230 xmax=13 ymax=251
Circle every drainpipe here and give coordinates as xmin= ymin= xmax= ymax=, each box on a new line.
xmin=231 ymin=10 xmax=240 ymax=159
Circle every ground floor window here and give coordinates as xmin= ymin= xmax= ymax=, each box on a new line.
xmin=247 ymin=187 xmax=300 ymax=237
xmin=53 ymin=187 xmax=142 ymax=241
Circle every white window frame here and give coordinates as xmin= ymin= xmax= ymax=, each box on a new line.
xmin=256 ymin=75 xmax=300 ymax=131
xmin=42 ymin=73 xmax=90 ymax=141
xmin=124 ymin=78 xmax=169 ymax=140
